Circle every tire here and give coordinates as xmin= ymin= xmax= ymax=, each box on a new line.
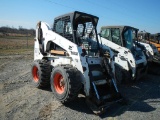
xmin=115 ymin=64 xmax=131 ymax=84
xmin=123 ymin=69 xmax=132 ymax=84
xmin=115 ymin=64 xmax=123 ymax=84
xmin=31 ymin=60 xmax=51 ymax=88
xmin=50 ymin=65 xmax=82 ymax=103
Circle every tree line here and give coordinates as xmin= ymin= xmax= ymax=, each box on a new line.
xmin=0 ymin=26 xmax=35 ymax=36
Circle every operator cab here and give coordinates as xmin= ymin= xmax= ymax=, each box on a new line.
xmin=100 ymin=26 xmax=139 ymax=50
xmin=53 ymin=11 xmax=100 ymax=56
xmin=100 ymin=26 xmax=147 ymax=62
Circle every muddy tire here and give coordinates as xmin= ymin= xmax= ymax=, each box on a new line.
xmin=31 ymin=60 xmax=51 ymax=88
xmin=50 ymin=65 xmax=82 ymax=103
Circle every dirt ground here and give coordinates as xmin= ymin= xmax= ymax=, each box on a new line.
xmin=0 ymin=51 xmax=160 ymax=120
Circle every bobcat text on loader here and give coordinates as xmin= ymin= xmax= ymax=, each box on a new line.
xmin=31 ymin=11 xmax=125 ymax=115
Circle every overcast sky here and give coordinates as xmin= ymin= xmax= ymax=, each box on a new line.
xmin=0 ymin=0 xmax=160 ymax=33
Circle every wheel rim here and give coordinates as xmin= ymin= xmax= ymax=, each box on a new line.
xmin=32 ymin=66 xmax=39 ymax=82
xmin=54 ymin=72 xmax=65 ymax=94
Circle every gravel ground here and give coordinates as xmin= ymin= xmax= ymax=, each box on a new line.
xmin=0 ymin=52 xmax=160 ymax=120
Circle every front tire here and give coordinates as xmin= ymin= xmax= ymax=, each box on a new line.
xmin=115 ymin=64 xmax=131 ymax=84
xmin=50 ymin=65 xmax=82 ymax=103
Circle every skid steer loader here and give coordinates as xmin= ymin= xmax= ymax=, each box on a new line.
xmin=138 ymin=31 xmax=160 ymax=64
xmin=31 ymin=11 xmax=124 ymax=114
xmin=99 ymin=26 xmax=148 ymax=84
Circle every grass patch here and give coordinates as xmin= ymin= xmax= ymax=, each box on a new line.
xmin=0 ymin=48 xmax=33 ymax=55
xmin=0 ymin=36 xmax=34 ymax=40
xmin=0 ymin=36 xmax=34 ymax=55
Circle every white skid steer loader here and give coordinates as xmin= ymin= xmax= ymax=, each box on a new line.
xmin=31 ymin=11 xmax=125 ymax=115
xmin=99 ymin=26 xmax=148 ymax=84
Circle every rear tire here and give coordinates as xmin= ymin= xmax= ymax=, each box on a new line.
xmin=31 ymin=60 xmax=51 ymax=88
xmin=50 ymin=65 xmax=82 ymax=103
